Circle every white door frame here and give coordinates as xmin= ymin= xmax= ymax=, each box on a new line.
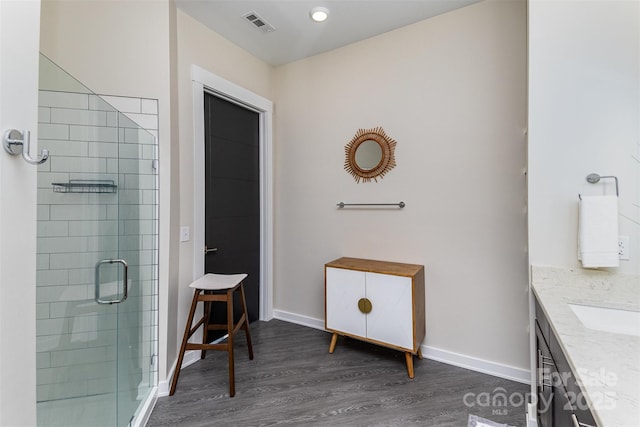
xmin=191 ymin=65 xmax=273 ymax=321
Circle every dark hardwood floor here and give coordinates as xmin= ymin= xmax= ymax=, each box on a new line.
xmin=148 ymin=320 xmax=529 ymax=426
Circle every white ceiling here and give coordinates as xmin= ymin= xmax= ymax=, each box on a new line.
xmin=175 ymin=0 xmax=482 ymax=66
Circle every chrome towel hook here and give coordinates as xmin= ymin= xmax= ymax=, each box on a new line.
xmin=3 ymin=129 xmax=49 ymax=165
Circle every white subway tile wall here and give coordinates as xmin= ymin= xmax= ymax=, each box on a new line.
xmin=36 ymin=91 xmax=158 ymax=403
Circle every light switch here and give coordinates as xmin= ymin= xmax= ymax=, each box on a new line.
xmin=180 ymin=226 xmax=190 ymax=242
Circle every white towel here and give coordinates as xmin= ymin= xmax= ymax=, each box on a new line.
xmin=578 ymin=195 xmax=619 ymax=268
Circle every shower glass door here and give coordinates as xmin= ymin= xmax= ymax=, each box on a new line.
xmin=36 ymin=54 xmax=157 ymax=426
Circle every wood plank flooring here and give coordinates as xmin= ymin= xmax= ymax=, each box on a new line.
xmin=148 ymin=320 xmax=529 ymax=426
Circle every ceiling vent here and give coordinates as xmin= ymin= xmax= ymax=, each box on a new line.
xmin=242 ymin=11 xmax=276 ymax=33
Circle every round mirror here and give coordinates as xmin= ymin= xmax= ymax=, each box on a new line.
xmin=354 ymin=140 xmax=383 ymax=170
xmin=344 ymin=127 xmax=397 ymax=183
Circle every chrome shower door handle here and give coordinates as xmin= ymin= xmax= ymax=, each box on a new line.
xmin=95 ymin=259 xmax=129 ymax=304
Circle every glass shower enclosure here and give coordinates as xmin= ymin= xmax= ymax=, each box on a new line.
xmin=35 ymin=54 xmax=158 ymax=426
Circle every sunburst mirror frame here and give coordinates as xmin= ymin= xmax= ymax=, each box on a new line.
xmin=344 ymin=126 xmax=397 ymax=183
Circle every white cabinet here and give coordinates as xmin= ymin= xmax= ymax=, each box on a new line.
xmin=325 ymin=257 xmax=425 ymax=378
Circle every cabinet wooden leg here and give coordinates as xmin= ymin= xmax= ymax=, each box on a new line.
xmin=329 ymin=333 xmax=338 ymax=353
xmin=417 ymin=348 xmax=423 ymax=360
xmin=405 ymin=352 xmax=415 ymax=379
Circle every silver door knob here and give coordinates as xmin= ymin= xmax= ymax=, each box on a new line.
xmin=204 ymin=246 xmax=218 ymax=254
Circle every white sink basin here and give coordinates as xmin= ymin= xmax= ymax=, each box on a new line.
xmin=569 ymin=303 xmax=640 ymax=337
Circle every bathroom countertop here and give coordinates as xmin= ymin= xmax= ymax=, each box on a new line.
xmin=531 ymin=266 xmax=640 ymax=427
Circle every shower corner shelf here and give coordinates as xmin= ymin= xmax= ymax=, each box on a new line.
xmin=52 ymin=179 xmax=118 ymax=194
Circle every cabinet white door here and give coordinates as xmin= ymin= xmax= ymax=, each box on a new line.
xmin=366 ymin=272 xmax=413 ymax=350
xmin=326 ymin=267 xmax=366 ymax=338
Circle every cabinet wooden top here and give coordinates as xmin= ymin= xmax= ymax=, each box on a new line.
xmin=325 ymin=257 xmax=424 ymax=276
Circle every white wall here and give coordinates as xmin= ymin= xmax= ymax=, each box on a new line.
xmin=273 ymin=0 xmax=529 ymax=375
xmin=0 ymin=1 xmax=40 ymax=424
xmin=528 ymin=0 xmax=640 ymax=276
xmin=39 ymin=0 xmax=179 ymax=384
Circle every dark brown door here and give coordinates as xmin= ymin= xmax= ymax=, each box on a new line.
xmin=204 ymin=92 xmax=260 ymax=338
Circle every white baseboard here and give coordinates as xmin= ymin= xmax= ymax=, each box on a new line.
xmin=422 ymin=345 xmax=530 ymax=384
xmin=273 ymin=311 xmax=531 ymax=385
xmin=273 ymin=309 xmax=326 ymax=331
xmin=156 ymin=350 xmax=201 ymax=397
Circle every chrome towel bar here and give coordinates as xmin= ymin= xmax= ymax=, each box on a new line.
xmin=579 ymin=173 xmax=619 ymax=199
xmin=586 ymin=173 xmax=618 ymax=196
xmin=337 ymin=201 xmax=405 ymax=208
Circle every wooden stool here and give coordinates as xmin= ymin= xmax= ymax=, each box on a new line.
xmin=169 ymin=273 xmax=254 ymax=397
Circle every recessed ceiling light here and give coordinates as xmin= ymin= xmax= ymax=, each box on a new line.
xmin=309 ymin=6 xmax=329 ymax=23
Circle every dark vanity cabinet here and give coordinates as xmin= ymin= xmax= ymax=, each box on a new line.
xmin=535 ymin=311 xmax=553 ymax=427
xmin=534 ymin=297 xmax=597 ymax=427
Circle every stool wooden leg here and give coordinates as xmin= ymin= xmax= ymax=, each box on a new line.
xmin=169 ymin=289 xmax=201 ymax=396
xmin=239 ymin=283 xmax=254 ymax=360
xmin=201 ymin=297 xmax=212 ymax=359
xmin=226 ymin=288 xmax=235 ymax=397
